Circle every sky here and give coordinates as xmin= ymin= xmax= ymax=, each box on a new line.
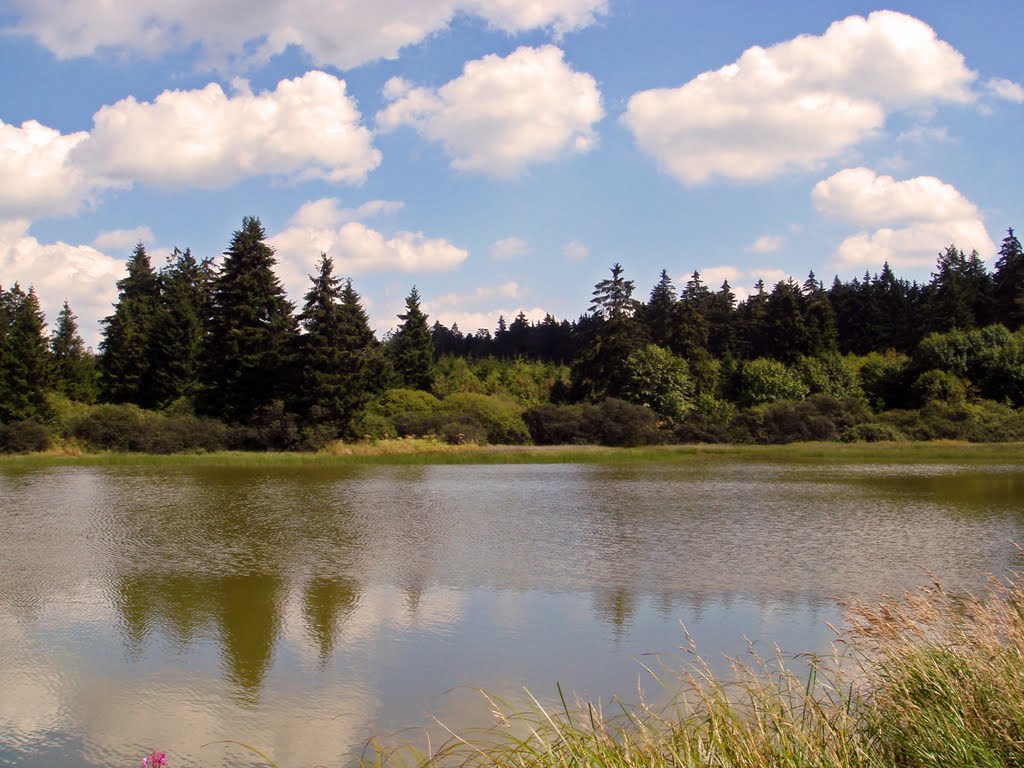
xmin=0 ymin=0 xmax=1021 ymax=345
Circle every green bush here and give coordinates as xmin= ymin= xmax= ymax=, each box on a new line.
xmin=916 ymin=369 xmax=970 ymax=405
xmin=849 ymin=351 xmax=915 ymax=410
xmin=71 ymin=403 xmax=230 ymax=453
xmin=840 ymin=422 xmax=907 ymax=443
xmin=620 ymin=344 xmax=693 ymax=424
xmin=523 ymin=403 xmax=593 ymax=445
xmin=797 ymin=354 xmax=862 ymax=399
xmin=587 ymin=398 xmax=664 ymax=447
xmin=348 ymin=409 xmax=398 ymax=440
xmin=438 ymin=393 xmax=530 ymax=444
xmin=0 ymin=420 xmax=52 ymax=453
xmin=734 ymin=396 xmax=868 ymax=444
xmin=370 ymin=388 xmax=441 ymax=417
xmin=738 ymin=358 xmax=809 ymax=406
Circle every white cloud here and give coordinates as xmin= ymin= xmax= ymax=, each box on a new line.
xmin=812 ymin=167 xmax=978 ymax=226
xmin=623 ymin=11 xmax=976 ymax=184
xmin=747 ymin=235 xmax=785 ymax=253
xmin=986 ymin=77 xmax=1024 ymax=103
xmin=0 ymin=120 xmax=111 ymax=219
xmin=91 ymin=226 xmax=155 ymax=251
xmin=377 ymin=45 xmax=603 ymax=177
xmin=490 ymin=236 xmax=530 ymax=260
xmin=0 ymin=219 xmax=122 ymax=345
xmin=563 ymin=239 xmax=588 ymax=262
xmin=7 ymin=0 xmax=607 ymax=70
xmin=270 ymin=197 xmax=468 ymax=297
xmin=814 ymin=168 xmax=995 ymax=268
xmin=79 ymin=72 xmax=380 ymax=187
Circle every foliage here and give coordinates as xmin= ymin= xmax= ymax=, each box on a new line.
xmin=737 ymin=358 xmax=809 ymax=406
xmin=620 ymin=344 xmax=693 ymax=423
xmin=50 ymin=300 xmax=98 ymax=403
xmin=0 ymin=419 xmax=51 ymax=453
xmin=0 ymin=284 xmax=51 ymax=422
xmin=70 ymin=403 xmax=229 ymax=453
xmin=797 ymin=353 xmax=862 ymax=399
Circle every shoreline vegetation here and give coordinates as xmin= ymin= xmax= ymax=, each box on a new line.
xmin=3 ymin=439 xmax=1024 ymax=468
xmin=357 ymin=574 xmax=1024 ymax=768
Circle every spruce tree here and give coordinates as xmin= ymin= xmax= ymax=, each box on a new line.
xmin=571 ymin=263 xmax=646 ymax=399
xmin=390 ymin=287 xmax=433 ymax=391
xmin=152 ymin=248 xmax=208 ymax=406
xmin=994 ymin=228 xmax=1024 ymax=329
xmin=99 ymin=243 xmax=160 ymax=407
xmin=0 ymin=285 xmax=50 ymax=421
xmin=297 ymin=254 xmax=350 ymax=432
xmin=639 ymin=269 xmax=679 ymax=350
xmin=198 ymin=217 xmax=298 ymax=423
xmin=51 ymin=300 xmax=97 ymax=402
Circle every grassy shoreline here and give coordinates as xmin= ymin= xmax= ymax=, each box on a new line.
xmin=2 ymin=438 xmax=1024 ymax=468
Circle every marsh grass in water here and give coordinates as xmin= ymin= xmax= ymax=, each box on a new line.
xmin=357 ymin=574 xmax=1024 ymax=768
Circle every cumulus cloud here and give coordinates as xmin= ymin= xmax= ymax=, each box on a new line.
xmin=623 ymin=11 xmax=976 ymax=184
xmin=91 ymin=226 xmax=155 ymax=251
xmin=0 ymin=120 xmax=111 ymax=219
xmin=7 ymin=0 xmax=607 ymax=70
xmin=269 ymin=198 xmax=468 ymax=297
xmin=0 ymin=74 xmax=380 ymax=219
xmin=747 ymin=235 xmax=785 ymax=253
xmin=377 ymin=45 xmax=603 ymax=177
xmin=814 ymin=167 xmax=995 ymax=268
xmin=986 ymin=77 xmax=1024 ymax=103
xmin=0 ymin=219 xmax=123 ymax=344
xmin=490 ymin=236 xmax=530 ymax=260
xmin=563 ymin=240 xmax=588 ymax=262
xmin=79 ymin=72 xmax=380 ymax=187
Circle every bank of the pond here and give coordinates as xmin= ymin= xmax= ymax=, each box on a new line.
xmin=3 ymin=439 xmax=1024 ymax=469
xmin=362 ymin=576 xmax=1024 ymax=768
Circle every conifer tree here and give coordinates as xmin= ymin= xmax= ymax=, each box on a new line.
xmin=706 ymin=280 xmax=736 ymax=357
xmin=152 ymin=248 xmax=208 ymax=406
xmin=99 ymin=243 xmax=160 ymax=406
xmin=296 ymin=254 xmax=351 ymax=432
xmin=390 ymin=287 xmax=433 ymax=391
xmin=0 ymin=285 xmax=50 ymax=421
xmin=571 ymin=263 xmax=646 ymax=399
xmin=50 ymin=300 xmax=97 ymax=402
xmin=994 ymin=228 xmax=1024 ymax=329
xmin=639 ymin=269 xmax=678 ymax=350
xmin=198 ymin=217 xmax=298 ymax=423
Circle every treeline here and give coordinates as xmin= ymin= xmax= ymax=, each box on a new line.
xmin=2 ymin=218 xmax=1023 ymax=452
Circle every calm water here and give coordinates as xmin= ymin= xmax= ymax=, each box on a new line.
xmin=2 ymin=460 xmax=1024 ymax=766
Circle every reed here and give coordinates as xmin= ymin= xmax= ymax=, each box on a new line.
xmin=360 ymin=573 xmax=1024 ymax=768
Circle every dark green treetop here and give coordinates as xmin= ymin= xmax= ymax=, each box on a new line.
xmin=390 ymin=286 xmax=433 ymax=391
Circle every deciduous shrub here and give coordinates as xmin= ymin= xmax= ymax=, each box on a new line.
xmin=71 ymin=403 xmax=229 ymax=452
xmin=738 ymin=358 xmax=809 ymax=406
xmin=0 ymin=419 xmax=52 ymax=453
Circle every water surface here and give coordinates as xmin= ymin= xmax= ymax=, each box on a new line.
xmin=2 ymin=460 xmax=1022 ymax=766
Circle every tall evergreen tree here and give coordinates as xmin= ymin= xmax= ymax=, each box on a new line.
xmin=198 ymin=217 xmax=298 ymax=423
xmin=99 ymin=243 xmax=160 ymax=407
xmin=50 ymin=300 xmax=97 ymax=402
xmin=152 ymin=248 xmax=208 ymax=406
xmin=706 ymin=280 xmax=736 ymax=357
xmin=994 ymin=228 xmax=1024 ymax=329
xmin=639 ymin=269 xmax=679 ymax=350
xmin=922 ymin=245 xmax=993 ymax=333
xmin=572 ymin=263 xmax=646 ymax=399
xmin=296 ymin=257 xmax=377 ymax=432
xmin=390 ymin=287 xmax=433 ymax=391
xmin=765 ymin=279 xmax=809 ymax=363
xmin=735 ymin=279 xmax=769 ymax=359
xmin=0 ymin=285 xmax=50 ymax=421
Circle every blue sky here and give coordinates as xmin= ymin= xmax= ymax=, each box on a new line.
xmin=0 ymin=0 xmax=1021 ymax=344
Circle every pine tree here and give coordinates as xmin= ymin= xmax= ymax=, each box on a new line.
xmin=994 ymin=228 xmax=1024 ymax=329
xmin=766 ymin=279 xmax=809 ymax=363
xmin=706 ymin=280 xmax=736 ymax=357
xmin=50 ymin=300 xmax=97 ymax=402
xmin=152 ymin=248 xmax=208 ymax=406
xmin=390 ymin=287 xmax=433 ymax=391
xmin=0 ymin=285 xmax=50 ymax=421
xmin=99 ymin=243 xmax=160 ymax=407
xmin=198 ymin=217 xmax=298 ymax=423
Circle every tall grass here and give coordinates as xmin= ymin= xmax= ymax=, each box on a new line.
xmin=360 ymin=573 xmax=1024 ymax=767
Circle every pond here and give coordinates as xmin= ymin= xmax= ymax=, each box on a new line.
xmin=2 ymin=460 xmax=1023 ymax=766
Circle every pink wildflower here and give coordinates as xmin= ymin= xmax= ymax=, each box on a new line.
xmin=142 ymin=751 xmax=167 ymax=768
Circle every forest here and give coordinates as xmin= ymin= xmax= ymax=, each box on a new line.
xmin=2 ymin=216 xmax=1024 ymax=453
